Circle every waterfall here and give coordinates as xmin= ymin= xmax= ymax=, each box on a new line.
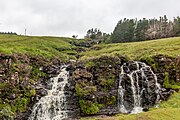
xmin=28 ymin=66 xmax=72 ymax=120
xmin=118 ymin=61 xmax=160 ymax=114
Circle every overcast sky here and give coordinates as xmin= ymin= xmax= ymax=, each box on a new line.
xmin=0 ymin=0 xmax=180 ymax=38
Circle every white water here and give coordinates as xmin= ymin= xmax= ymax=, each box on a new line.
xmin=118 ymin=66 xmax=127 ymax=113
xmin=118 ymin=62 xmax=160 ymax=114
xmin=118 ymin=76 xmax=127 ymax=113
xmin=28 ymin=66 xmax=70 ymax=120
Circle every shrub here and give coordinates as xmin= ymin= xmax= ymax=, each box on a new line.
xmin=79 ymin=100 xmax=99 ymax=115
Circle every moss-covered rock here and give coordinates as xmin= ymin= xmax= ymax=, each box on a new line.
xmin=141 ymin=54 xmax=180 ymax=88
xmin=163 ymin=72 xmax=180 ymax=89
xmin=73 ymin=55 xmax=128 ymax=116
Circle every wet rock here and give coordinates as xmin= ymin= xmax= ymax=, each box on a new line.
xmin=36 ymin=84 xmax=45 ymax=89
xmin=40 ymin=89 xmax=48 ymax=96
xmin=46 ymin=83 xmax=52 ymax=90
xmin=143 ymin=107 xmax=149 ymax=112
xmin=118 ymin=61 xmax=161 ymax=113
xmin=58 ymin=78 xmax=64 ymax=82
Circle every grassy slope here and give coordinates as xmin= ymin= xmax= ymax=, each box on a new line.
xmin=1 ymin=35 xmax=179 ymax=61
xmin=80 ymin=37 xmax=180 ymax=60
xmin=82 ymin=92 xmax=180 ymax=120
xmin=0 ymin=34 xmax=77 ymax=60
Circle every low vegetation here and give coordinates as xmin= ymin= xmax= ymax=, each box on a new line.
xmin=163 ymin=72 xmax=180 ymax=89
xmin=80 ymin=37 xmax=180 ymax=60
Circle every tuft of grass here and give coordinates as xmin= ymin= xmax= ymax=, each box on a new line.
xmin=80 ymin=37 xmax=180 ymax=60
xmin=159 ymin=91 xmax=180 ymax=108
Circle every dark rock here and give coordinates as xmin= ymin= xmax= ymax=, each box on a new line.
xmin=143 ymin=107 xmax=149 ymax=112
xmin=159 ymin=88 xmax=175 ymax=100
xmin=40 ymin=89 xmax=48 ymax=96
xmin=83 ymin=94 xmax=95 ymax=100
xmin=58 ymin=78 xmax=64 ymax=82
xmin=46 ymin=83 xmax=52 ymax=90
xmin=15 ymin=112 xmax=30 ymax=120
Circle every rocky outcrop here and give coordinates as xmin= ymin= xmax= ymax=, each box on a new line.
xmin=1 ymin=53 xmax=179 ymax=119
xmin=72 ymin=55 xmax=128 ymax=115
xmin=72 ymin=54 xmax=179 ymax=116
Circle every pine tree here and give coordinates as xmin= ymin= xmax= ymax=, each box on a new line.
xmin=173 ymin=16 xmax=180 ymax=36
xmin=134 ymin=18 xmax=149 ymax=41
xmin=111 ymin=18 xmax=135 ymax=43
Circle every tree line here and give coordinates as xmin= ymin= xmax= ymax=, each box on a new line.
xmin=85 ymin=15 xmax=180 ymax=43
xmin=0 ymin=32 xmax=17 ymax=35
xmin=111 ymin=15 xmax=180 ymax=43
xmin=84 ymin=28 xmax=110 ymax=43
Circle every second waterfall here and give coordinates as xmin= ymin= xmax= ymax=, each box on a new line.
xmin=118 ymin=61 xmax=160 ymax=114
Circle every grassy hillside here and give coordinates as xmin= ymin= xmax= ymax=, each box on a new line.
xmin=1 ymin=34 xmax=179 ymax=61
xmin=80 ymin=37 xmax=180 ymax=60
xmin=0 ymin=34 xmax=77 ymax=60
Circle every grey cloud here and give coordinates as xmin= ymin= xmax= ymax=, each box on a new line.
xmin=0 ymin=0 xmax=180 ymax=38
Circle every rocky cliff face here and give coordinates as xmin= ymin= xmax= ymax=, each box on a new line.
xmin=0 ymin=54 xmax=179 ymax=119
xmin=72 ymin=54 xmax=179 ymax=116
xmin=72 ymin=55 xmax=126 ymax=115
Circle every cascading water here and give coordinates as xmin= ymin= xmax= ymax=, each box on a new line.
xmin=28 ymin=66 xmax=74 ymax=120
xmin=118 ymin=61 xmax=160 ymax=114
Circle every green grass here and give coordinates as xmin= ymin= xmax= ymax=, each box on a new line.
xmin=80 ymin=37 xmax=180 ymax=60
xmin=1 ymin=35 xmax=179 ymax=61
xmin=112 ymin=108 xmax=180 ymax=120
xmin=81 ymin=108 xmax=180 ymax=120
xmin=0 ymin=34 xmax=77 ymax=60
xmin=83 ymin=108 xmax=180 ymax=120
